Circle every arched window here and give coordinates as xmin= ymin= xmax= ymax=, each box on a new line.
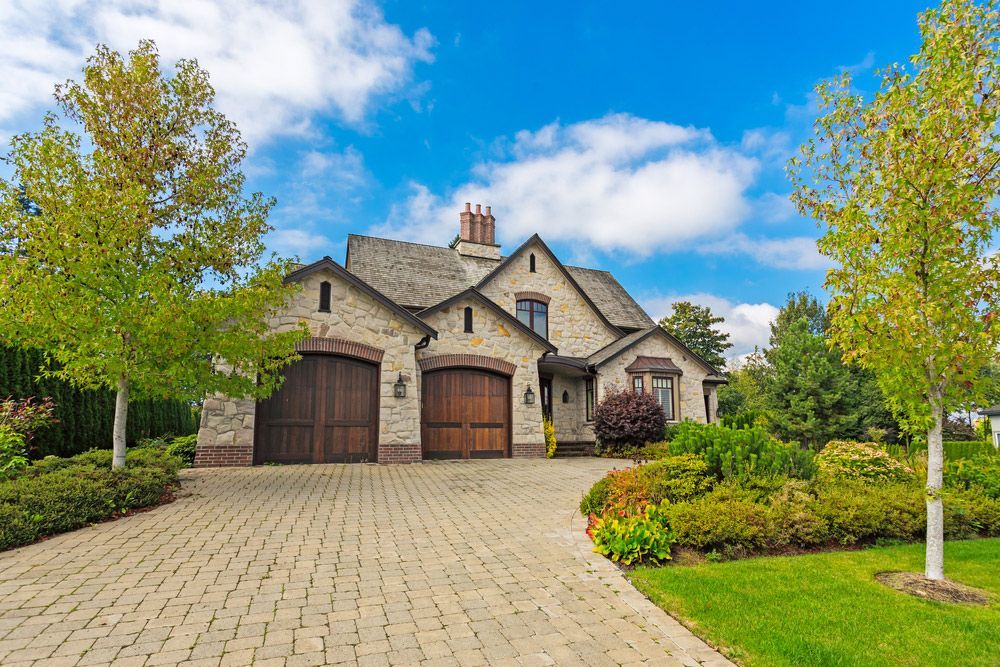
xmin=464 ymin=306 xmax=473 ymax=333
xmin=318 ymin=281 xmax=332 ymax=312
xmin=529 ymin=253 xmax=536 ymax=272
xmin=516 ymin=299 xmax=547 ymax=338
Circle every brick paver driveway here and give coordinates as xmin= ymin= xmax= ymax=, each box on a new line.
xmin=0 ymin=460 xmax=733 ymax=667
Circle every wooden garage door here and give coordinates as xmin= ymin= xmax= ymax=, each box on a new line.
xmin=421 ymin=369 xmax=510 ymax=459
xmin=254 ymin=354 xmax=378 ymax=464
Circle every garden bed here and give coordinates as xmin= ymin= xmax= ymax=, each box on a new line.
xmin=0 ymin=447 xmax=185 ymax=551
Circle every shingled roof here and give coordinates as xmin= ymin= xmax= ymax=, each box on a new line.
xmin=345 ymin=233 xmax=653 ymax=331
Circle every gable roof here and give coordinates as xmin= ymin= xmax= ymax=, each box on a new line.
xmin=474 ymin=234 xmax=624 ymax=337
xmin=587 ymin=325 xmax=723 ymax=377
xmin=285 ymin=256 xmax=438 ymax=338
xmin=564 ymin=266 xmax=655 ymax=330
xmin=416 ymin=288 xmax=557 ymax=353
xmin=979 ymin=404 xmax=1000 ymax=416
xmin=345 ymin=233 xmax=651 ymax=331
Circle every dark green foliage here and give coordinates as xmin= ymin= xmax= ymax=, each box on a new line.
xmin=0 ymin=447 xmax=180 ymax=550
xmin=765 ymin=318 xmax=859 ymax=448
xmin=769 ymin=291 xmax=829 ymax=343
xmin=165 ymin=434 xmax=197 ymax=467
xmin=667 ymin=422 xmax=816 ymax=480
xmin=658 ymin=301 xmax=731 ymax=370
xmin=0 ymin=345 xmax=198 ymax=457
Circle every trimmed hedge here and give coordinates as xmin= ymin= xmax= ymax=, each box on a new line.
xmin=0 ymin=345 xmax=199 ymax=458
xmin=0 ymin=448 xmax=181 ymax=551
xmin=908 ymin=440 xmax=998 ymax=461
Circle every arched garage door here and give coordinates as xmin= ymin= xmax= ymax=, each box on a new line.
xmin=255 ymin=354 xmax=379 ymax=464
xmin=421 ymin=369 xmax=511 ymax=459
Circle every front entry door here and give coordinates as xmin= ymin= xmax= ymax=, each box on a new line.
xmin=540 ymin=377 xmax=553 ymax=421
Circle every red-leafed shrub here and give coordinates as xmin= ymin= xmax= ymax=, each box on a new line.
xmin=593 ymin=386 xmax=666 ymax=456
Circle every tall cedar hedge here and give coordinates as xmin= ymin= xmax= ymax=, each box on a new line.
xmin=0 ymin=345 xmax=198 ymax=457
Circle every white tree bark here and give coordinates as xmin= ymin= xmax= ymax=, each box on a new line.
xmin=925 ymin=390 xmax=945 ymax=581
xmin=112 ymin=375 xmax=129 ymax=469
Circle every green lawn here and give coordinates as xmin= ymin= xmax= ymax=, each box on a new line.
xmin=629 ymin=539 xmax=1000 ymax=667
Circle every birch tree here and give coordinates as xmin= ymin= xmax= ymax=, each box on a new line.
xmin=788 ymin=0 xmax=1000 ymax=579
xmin=0 ymin=41 xmax=306 ymax=468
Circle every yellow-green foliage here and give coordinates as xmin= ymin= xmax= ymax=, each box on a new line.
xmin=816 ymin=441 xmax=913 ymax=483
xmin=543 ymin=416 xmax=556 ymax=458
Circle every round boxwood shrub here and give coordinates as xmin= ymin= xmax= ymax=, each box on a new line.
xmin=816 ymin=441 xmax=913 ymax=484
xmin=593 ymin=386 xmax=666 ymax=456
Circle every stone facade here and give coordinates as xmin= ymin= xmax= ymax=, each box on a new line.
xmin=596 ymin=332 xmax=718 ymax=424
xmin=416 ymin=294 xmax=551 ymax=455
xmin=196 ymin=266 xmax=428 ymax=466
xmin=478 ymin=241 xmax=620 ymax=357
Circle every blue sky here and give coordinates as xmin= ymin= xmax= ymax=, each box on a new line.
xmin=0 ymin=0 xmax=932 ymax=357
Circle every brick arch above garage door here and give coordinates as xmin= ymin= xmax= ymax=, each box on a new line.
xmin=296 ymin=336 xmax=385 ymax=363
xmin=417 ymin=354 xmax=517 ymax=376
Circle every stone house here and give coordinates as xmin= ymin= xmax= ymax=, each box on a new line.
xmin=195 ymin=204 xmax=726 ymax=466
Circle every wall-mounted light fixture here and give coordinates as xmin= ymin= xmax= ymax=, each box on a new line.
xmin=523 ymin=384 xmax=535 ymax=405
xmin=393 ymin=373 xmax=407 ymax=398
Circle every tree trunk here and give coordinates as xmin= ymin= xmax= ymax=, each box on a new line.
xmin=925 ymin=391 xmax=945 ymax=581
xmin=112 ymin=375 xmax=129 ymax=469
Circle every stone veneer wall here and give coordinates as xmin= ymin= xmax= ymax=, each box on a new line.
xmin=596 ymin=334 xmax=716 ymax=424
xmin=548 ymin=374 xmax=592 ymax=443
xmin=195 ymin=268 xmax=428 ymax=467
xmin=477 ymin=243 xmax=620 ymax=357
xmin=416 ymin=296 xmax=550 ymax=456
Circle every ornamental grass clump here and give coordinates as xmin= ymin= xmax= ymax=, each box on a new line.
xmin=816 ymin=441 xmax=913 ymax=484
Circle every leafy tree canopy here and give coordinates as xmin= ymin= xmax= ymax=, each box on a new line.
xmin=658 ymin=301 xmax=732 ymax=370
xmin=0 ymin=41 xmax=307 ymax=466
xmin=787 ymin=0 xmax=1000 ymax=579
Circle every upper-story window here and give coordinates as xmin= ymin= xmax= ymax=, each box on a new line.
xmin=464 ymin=306 xmax=473 ymax=333
xmin=529 ymin=253 xmax=536 ymax=272
xmin=516 ymin=299 xmax=547 ymax=338
xmin=318 ymin=281 xmax=332 ymax=312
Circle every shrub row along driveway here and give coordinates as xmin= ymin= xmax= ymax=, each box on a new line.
xmin=0 ymin=460 xmax=731 ymax=666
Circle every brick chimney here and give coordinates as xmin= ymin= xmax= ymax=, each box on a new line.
xmin=455 ymin=202 xmax=500 ymax=259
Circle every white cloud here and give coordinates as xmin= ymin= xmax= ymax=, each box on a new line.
xmin=267 ymin=228 xmax=333 ymax=259
xmin=374 ymin=113 xmax=759 ymax=257
xmin=643 ymin=292 xmax=780 ymax=361
xmin=700 ymin=233 xmax=829 ymax=271
xmin=0 ymin=0 xmax=434 ymax=145
xmin=754 ymin=192 xmax=797 ymax=223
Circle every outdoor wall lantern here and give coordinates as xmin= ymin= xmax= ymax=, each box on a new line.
xmin=394 ymin=373 xmax=407 ymax=398
xmin=523 ymin=384 xmax=535 ymax=405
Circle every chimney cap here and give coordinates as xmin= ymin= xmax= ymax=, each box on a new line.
xmin=484 ymin=205 xmax=491 ymax=216
xmin=464 ymin=202 xmax=471 ymax=212
xmin=475 ymin=203 xmax=481 ymax=214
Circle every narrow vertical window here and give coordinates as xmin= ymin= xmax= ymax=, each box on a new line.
xmin=318 ymin=281 xmax=331 ymax=312
xmin=464 ymin=306 xmax=473 ymax=333
xmin=529 ymin=253 xmax=536 ymax=272
xmin=585 ymin=378 xmax=595 ymax=421
xmin=704 ymin=394 xmax=712 ymax=423
xmin=632 ymin=375 xmax=644 ymax=394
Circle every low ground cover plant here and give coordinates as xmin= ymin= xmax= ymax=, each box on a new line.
xmin=589 ymin=502 xmax=673 ymax=565
xmin=583 ymin=423 xmax=1000 ymax=563
xmin=0 ymin=447 xmax=183 ymax=551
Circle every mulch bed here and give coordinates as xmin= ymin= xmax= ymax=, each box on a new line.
xmin=875 ymin=571 xmax=990 ymax=605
